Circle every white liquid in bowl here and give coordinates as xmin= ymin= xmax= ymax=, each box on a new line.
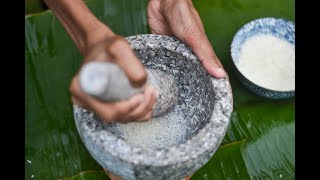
xmin=237 ymin=34 xmax=295 ymax=91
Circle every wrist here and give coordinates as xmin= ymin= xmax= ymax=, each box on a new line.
xmin=82 ymin=23 xmax=115 ymax=55
xmin=43 ymin=0 xmax=114 ymax=55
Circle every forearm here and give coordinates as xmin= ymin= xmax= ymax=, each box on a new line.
xmin=43 ymin=0 xmax=112 ymax=54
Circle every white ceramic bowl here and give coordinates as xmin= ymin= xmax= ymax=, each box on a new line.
xmin=231 ymin=17 xmax=295 ymax=99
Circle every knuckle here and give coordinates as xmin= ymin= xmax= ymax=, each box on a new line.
xmin=100 ymin=112 xmax=113 ymax=122
xmin=122 ymin=114 xmax=134 ymax=123
xmin=182 ymin=25 xmax=198 ymax=45
xmin=128 ymin=113 xmax=139 ymax=121
xmin=106 ymin=110 xmax=122 ymax=122
xmin=162 ymin=0 xmax=188 ymax=14
xmin=114 ymin=104 xmax=133 ymax=121
xmin=112 ymin=107 xmax=123 ymax=117
xmin=115 ymin=102 xmax=129 ymax=114
xmin=145 ymin=113 xmax=152 ymax=120
xmin=140 ymin=113 xmax=152 ymax=122
xmin=175 ymin=0 xmax=191 ymax=13
xmin=161 ymin=0 xmax=184 ymax=12
xmin=131 ymin=70 xmax=147 ymax=87
xmin=107 ymin=36 xmax=128 ymax=53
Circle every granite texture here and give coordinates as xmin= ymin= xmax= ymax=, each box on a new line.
xmin=146 ymin=69 xmax=179 ymax=117
xmin=73 ymin=34 xmax=233 ymax=180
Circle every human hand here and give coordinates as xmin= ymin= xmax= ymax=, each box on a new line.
xmin=43 ymin=0 xmax=157 ymax=123
xmin=147 ymin=0 xmax=226 ymax=78
xmin=70 ymin=28 xmax=158 ymax=123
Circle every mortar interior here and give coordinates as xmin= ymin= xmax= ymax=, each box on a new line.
xmin=100 ymin=47 xmax=215 ymax=150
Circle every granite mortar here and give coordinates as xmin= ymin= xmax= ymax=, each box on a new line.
xmin=73 ymin=34 xmax=233 ymax=180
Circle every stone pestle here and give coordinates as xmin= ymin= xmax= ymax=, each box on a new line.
xmin=79 ymin=61 xmax=179 ymax=118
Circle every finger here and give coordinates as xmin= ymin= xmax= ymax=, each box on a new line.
xmin=148 ymin=17 xmax=174 ymax=35
xmin=111 ymin=94 xmax=146 ymax=122
xmin=185 ymin=0 xmax=205 ymax=34
xmin=191 ymin=8 xmax=205 ymax=34
xmin=96 ymin=94 xmax=145 ymax=123
xmin=162 ymin=0 xmax=226 ymax=78
xmin=127 ymin=85 xmax=157 ymax=121
xmin=106 ymin=35 xmax=147 ymax=87
xmin=70 ymin=75 xmax=144 ymax=122
xmin=182 ymin=26 xmax=226 ymax=78
xmin=147 ymin=0 xmax=173 ymax=35
xmin=138 ymin=111 xmax=153 ymax=122
xmin=185 ymin=5 xmax=225 ymax=77
xmin=82 ymin=37 xmax=114 ymax=64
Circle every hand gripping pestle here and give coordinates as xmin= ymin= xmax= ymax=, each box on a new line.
xmin=78 ymin=61 xmax=179 ymax=118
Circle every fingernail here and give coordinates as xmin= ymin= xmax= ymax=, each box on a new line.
xmin=216 ymin=68 xmax=226 ymax=77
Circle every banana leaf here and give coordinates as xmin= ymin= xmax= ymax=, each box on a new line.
xmin=25 ymin=0 xmax=46 ymax=15
xmin=25 ymin=0 xmax=295 ymax=179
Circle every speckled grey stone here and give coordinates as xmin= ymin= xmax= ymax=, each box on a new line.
xmin=73 ymin=34 xmax=233 ymax=180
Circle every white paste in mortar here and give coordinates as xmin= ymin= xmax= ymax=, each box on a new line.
xmin=116 ymin=110 xmax=186 ymax=149
xmin=237 ymin=34 xmax=295 ymax=91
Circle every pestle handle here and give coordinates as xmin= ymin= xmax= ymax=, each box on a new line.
xmin=79 ymin=61 xmax=142 ymax=102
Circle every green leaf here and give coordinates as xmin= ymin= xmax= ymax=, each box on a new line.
xmin=25 ymin=0 xmax=46 ymax=15
xmin=59 ymin=170 xmax=110 ymax=180
xmin=25 ymin=0 xmax=294 ymax=179
xmin=192 ymin=102 xmax=295 ymax=179
xmin=192 ymin=140 xmax=250 ymax=180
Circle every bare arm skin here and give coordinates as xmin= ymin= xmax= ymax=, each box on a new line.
xmin=43 ymin=0 xmax=157 ymax=123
